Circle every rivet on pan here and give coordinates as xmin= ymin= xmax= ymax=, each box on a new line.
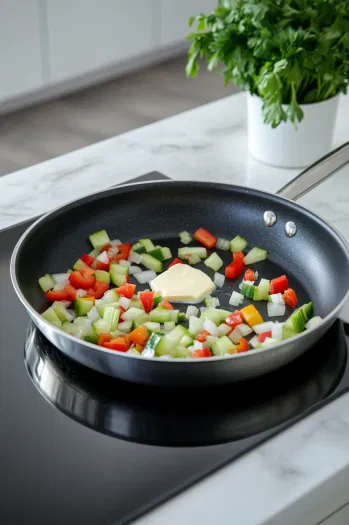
xmin=263 ymin=211 xmax=277 ymax=227
xmin=285 ymin=221 xmax=297 ymax=238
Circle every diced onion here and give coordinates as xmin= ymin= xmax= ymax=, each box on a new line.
xmin=216 ymin=237 xmax=230 ymax=250
xmin=236 ymin=324 xmax=253 ymax=337
xmin=52 ymin=273 xmax=70 ymax=285
xmin=267 ymin=303 xmax=286 ymax=317
xmin=253 ymin=321 xmax=275 ymax=334
xmin=228 ymin=327 xmax=241 ymax=343
xmin=214 ymin=272 xmax=225 ymax=288
xmin=193 ymin=340 xmax=203 ymax=350
xmin=270 ymin=293 xmax=285 ymax=305
xmin=229 ymin=291 xmax=244 ymax=306
xmin=186 ymin=305 xmax=199 ymax=318
xmin=107 ymin=246 xmax=119 ymax=258
xmin=65 ymin=309 xmax=76 ymax=321
xmin=203 ymin=319 xmax=218 ymax=337
xmin=87 ymin=306 xmax=100 ymax=322
xmin=205 ymin=335 xmax=218 ymax=348
xmin=249 ymin=335 xmax=260 ymax=348
xmin=97 ymin=251 xmax=109 ymax=263
xmin=76 ymin=289 xmax=87 ymax=298
xmin=119 ymin=260 xmax=131 ymax=267
xmin=272 ymin=322 xmax=283 ymax=341
xmin=129 ymin=266 xmax=142 ymax=275
xmin=119 ymin=297 xmax=131 ymax=310
xmin=53 ymin=283 xmax=66 ymax=290
xmin=128 ymin=251 xmax=142 ymax=264
xmin=134 ymin=270 xmax=157 ymax=284
xmin=110 ymin=239 xmax=122 ymax=246
xmin=60 ymin=300 xmax=72 ymax=308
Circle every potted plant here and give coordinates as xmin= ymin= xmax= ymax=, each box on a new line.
xmin=186 ymin=0 xmax=349 ymax=168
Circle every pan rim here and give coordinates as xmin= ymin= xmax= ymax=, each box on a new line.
xmin=10 ymin=179 xmax=349 ymax=364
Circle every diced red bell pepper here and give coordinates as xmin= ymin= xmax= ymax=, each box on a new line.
xmin=98 ymin=333 xmax=111 ymax=346
xmin=139 ymin=291 xmax=154 ymax=313
xmin=81 ymin=254 xmax=96 ymax=267
xmin=101 ymin=243 xmax=113 ymax=253
xmin=195 ymin=330 xmax=211 ymax=342
xmin=69 ymin=268 xmax=96 ymax=290
xmin=225 ymin=260 xmax=244 ymax=280
xmin=194 ymin=228 xmax=217 ymax=249
xmin=192 ymin=347 xmax=211 ymax=358
xmin=103 ymin=337 xmax=129 ymax=352
xmin=45 ymin=284 xmax=77 ymax=302
xmin=244 ymin=269 xmax=255 ymax=281
xmin=129 ymin=325 xmax=150 ymax=346
xmin=236 ymin=337 xmax=249 ymax=353
xmin=270 ymin=275 xmax=289 ymax=294
xmin=168 ymin=258 xmax=183 ymax=268
xmin=259 ymin=331 xmax=272 ymax=343
xmin=233 ymin=251 xmax=245 ymax=262
xmin=85 ymin=281 xmax=109 ymax=299
xmin=283 ymin=288 xmax=298 ymax=308
xmin=159 ymin=300 xmax=174 ymax=310
xmin=113 ymin=243 xmax=131 ymax=262
xmin=225 ymin=311 xmax=243 ymax=328
xmin=114 ymin=283 xmax=136 ymax=299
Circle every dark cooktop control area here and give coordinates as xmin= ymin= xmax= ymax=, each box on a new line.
xmin=1 ymin=172 xmax=349 ymax=525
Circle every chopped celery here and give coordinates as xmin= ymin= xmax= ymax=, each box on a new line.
xmin=306 ymin=316 xmax=322 ymax=330
xmin=103 ymin=306 xmax=120 ymax=331
xmin=38 ymin=274 xmax=55 ymax=292
xmin=179 ymin=231 xmax=192 ymax=245
xmin=284 ymin=308 xmax=306 ymax=333
xmin=253 ymin=278 xmax=270 ymax=301
xmin=230 ymin=235 xmax=248 ymax=252
xmin=89 ymin=229 xmax=110 ymax=250
xmin=97 ymin=302 xmax=119 ymax=318
xmin=241 ymin=283 xmax=256 ymax=299
xmin=301 ymin=302 xmax=314 ymax=321
xmin=161 ymin=247 xmax=172 ymax=260
xmin=204 ymin=252 xmax=223 ymax=272
xmin=178 ymin=246 xmax=207 ymax=259
xmin=243 ymin=247 xmax=268 ymax=265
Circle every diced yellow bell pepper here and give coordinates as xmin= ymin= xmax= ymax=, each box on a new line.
xmin=240 ymin=304 xmax=263 ymax=327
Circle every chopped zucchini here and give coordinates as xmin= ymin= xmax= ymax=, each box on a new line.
xmin=253 ymin=279 xmax=270 ymax=301
xmin=204 ymin=252 xmax=223 ymax=272
xmin=93 ymin=319 xmax=111 ymax=335
xmin=150 ymin=308 xmax=172 ymax=323
xmin=139 ymin=238 xmax=155 ymax=252
xmin=109 ymin=263 xmax=128 ymax=286
xmin=89 ymin=229 xmax=110 ymax=250
xmin=161 ymin=247 xmax=172 ymax=260
xmin=95 ymin=270 xmax=110 ymax=284
xmin=178 ymin=246 xmax=207 ymax=259
xmin=149 ymin=247 xmax=165 ymax=261
xmin=179 ymin=231 xmax=192 ymax=245
xmin=42 ymin=306 xmax=62 ymax=328
xmin=73 ymin=258 xmax=89 ymax=270
xmin=38 ymin=274 xmax=55 ymax=292
xmin=140 ymin=254 xmax=163 ymax=273
xmin=211 ymin=336 xmax=236 ymax=356
xmin=188 ymin=254 xmax=201 ymax=265
xmin=132 ymin=242 xmax=146 ymax=254
xmin=74 ymin=297 xmax=94 ymax=316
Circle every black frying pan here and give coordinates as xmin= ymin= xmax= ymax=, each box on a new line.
xmin=11 ymin=141 xmax=349 ymax=387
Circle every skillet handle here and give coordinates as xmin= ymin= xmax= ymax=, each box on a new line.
xmin=276 ymin=140 xmax=349 ymax=201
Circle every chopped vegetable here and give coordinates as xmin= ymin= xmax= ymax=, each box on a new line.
xmin=141 ymin=253 xmax=163 ymax=273
xmin=103 ymin=337 xmax=129 ymax=352
xmin=196 ymin=330 xmax=210 ymax=342
xmin=194 ymin=227 xmax=217 ymax=249
xmin=243 ymin=247 xmax=268 ymax=265
xmin=230 ymin=236 xmax=247 ymax=252
xmin=241 ymin=282 xmax=255 ymax=299
xmin=225 ymin=260 xmax=244 ymax=280
xmin=134 ymin=270 xmax=157 ymax=284
xmin=211 ymin=336 xmax=236 ymax=356
xmin=229 ymin=291 xmax=244 ymax=307
xmin=216 ymin=238 xmax=230 ymax=250
xmin=192 ymin=348 xmax=211 ymax=358
xmin=168 ymin=258 xmax=183 ymax=268
xmin=269 ymin=293 xmax=285 ymax=305
xmin=95 ymin=270 xmax=110 ymax=284
xmin=253 ymin=279 xmax=270 ymax=301
xmin=283 ymin=288 xmax=298 ymax=308
xmin=179 ymin=231 xmax=192 ymax=244
xmin=236 ymin=337 xmax=249 ymax=353
xmin=267 ymin=303 xmax=286 ymax=317
xmin=114 ymin=283 xmax=136 ymax=299
xmin=178 ymin=247 xmax=207 ymax=260
xmin=270 ymin=275 xmax=289 ymax=294
xmin=186 ymin=305 xmax=199 ymax=318
xmin=253 ymin=321 xmax=275 ymax=334
xmin=240 ymin=304 xmax=264 ymax=327
xmin=306 ymin=316 xmax=322 ymax=330
xmin=214 ymin=272 xmax=225 ymax=288
xmin=188 ymin=253 xmax=202 ymax=265
xmin=159 ymin=300 xmax=174 ymax=310
xmin=204 ymin=252 xmax=223 ymax=272
xmin=89 ymin=230 xmax=110 ymax=251
xmin=139 ymin=291 xmax=154 ymax=313
xmin=259 ymin=331 xmax=272 ymax=343
xmin=225 ymin=311 xmax=243 ymax=329
xmin=39 ymin=274 xmax=55 ymax=292
xmin=283 ymin=306 xmax=307 ymax=333
xmin=69 ymin=269 xmax=95 ymax=290
xmin=244 ymin=269 xmax=255 ymax=281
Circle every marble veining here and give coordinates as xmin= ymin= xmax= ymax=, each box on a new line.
xmin=2 ymin=92 xmax=349 ymax=525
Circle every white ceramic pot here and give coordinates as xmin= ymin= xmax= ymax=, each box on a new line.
xmin=247 ymin=93 xmax=340 ymax=168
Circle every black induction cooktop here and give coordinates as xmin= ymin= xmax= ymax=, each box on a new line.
xmin=2 ymin=172 xmax=349 ymax=525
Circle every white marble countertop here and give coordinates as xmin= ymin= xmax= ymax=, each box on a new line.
xmin=3 ymin=92 xmax=349 ymax=525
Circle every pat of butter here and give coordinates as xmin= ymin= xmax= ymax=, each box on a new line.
xmin=151 ymin=264 xmax=214 ymax=303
